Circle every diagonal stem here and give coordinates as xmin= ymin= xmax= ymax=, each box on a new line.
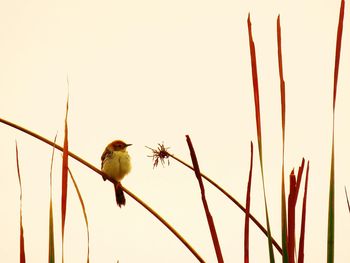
xmin=168 ymin=153 xmax=282 ymax=254
xmin=0 ymin=117 xmax=205 ymax=263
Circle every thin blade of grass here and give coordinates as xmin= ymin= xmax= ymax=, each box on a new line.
xmin=327 ymin=144 xmax=335 ymax=263
xmin=287 ymin=159 xmax=305 ymax=263
xmin=244 ymin=142 xmax=254 ymax=263
xmin=15 ymin=142 xmax=26 ymax=263
xmin=332 ymin=0 xmax=345 ymax=110
xmin=61 ymin=98 xmax=69 ymax=263
xmin=277 ymin=15 xmax=286 ymax=135
xmin=277 ymin=14 xmax=289 ymax=263
xmin=49 ymin=202 xmax=55 ymax=263
xmin=295 ymin=159 xmax=305 ymax=199
xmin=298 ymin=161 xmax=310 ymax=263
xmin=345 ymin=187 xmax=350 ymax=213
xmin=67 ymin=168 xmax=90 ymax=263
xmin=247 ymin=13 xmax=275 ymax=263
xmin=281 ymin=161 xmax=288 ymax=262
xmin=287 ymin=169 xmax=296 ymax=263
xmin=247 ymin=15 xmax=262 ymax=160
xmin=186 ymin=135 xmax=224 ymax=263
xmin=328 ymin=1 xmax=345 ymax=262
xmin=48 ymin=134 xmax=58 ymax=263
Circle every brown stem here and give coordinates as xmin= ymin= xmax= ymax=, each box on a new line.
xmin=186 ymin=135 xmax=224 ymax=263
xmin=0 ymin=117 xmax=205 ymax=263
xmin=168 ymin=153 xmax=283 ymax=255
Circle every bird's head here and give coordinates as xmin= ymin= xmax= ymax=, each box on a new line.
xmin=108 ymin=140 xmax=132 ymax=152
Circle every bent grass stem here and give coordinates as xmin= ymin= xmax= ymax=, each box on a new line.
xmin=0 ymin=117 xmax=205 ymax=263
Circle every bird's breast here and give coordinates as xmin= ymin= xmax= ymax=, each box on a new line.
xmin=102 ymin=151 xmax=131 ymax=182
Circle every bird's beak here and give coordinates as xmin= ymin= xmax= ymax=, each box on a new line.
xmin=126 ymin=143 xmax=132 ymax=147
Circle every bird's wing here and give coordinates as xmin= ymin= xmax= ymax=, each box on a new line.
xmin=101 ymin=147 xmax=112 ymax=169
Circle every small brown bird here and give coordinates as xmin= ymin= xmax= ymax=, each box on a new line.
xmin=101 ymin=140 xmax=132 ymax=207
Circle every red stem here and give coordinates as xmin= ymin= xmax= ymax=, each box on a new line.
xmin=288 ymin=170 xmax=296 ymax=263
xmin=244 ymin=142 xmax=254 ymax=263
xmin=298 ymin=161 xmax=310 ymax=263
xmin=186 ymin=135 xmax=224 ymax=263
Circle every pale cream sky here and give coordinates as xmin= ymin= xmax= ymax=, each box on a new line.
xmin=1 ymin=0 xmax=350 ymax=262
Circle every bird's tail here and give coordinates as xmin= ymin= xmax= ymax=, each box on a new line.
xmin=114 ymin=183 xmax=126 ymax=207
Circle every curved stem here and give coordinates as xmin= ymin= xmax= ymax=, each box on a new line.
xmin=169 ymin=153 xmax=283 ymax=255
xmin=0 ymin=117 xmax=205 ymax=263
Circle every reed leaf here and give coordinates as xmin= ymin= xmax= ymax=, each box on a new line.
xmin=247 ymin=13 xmax=275 ymax=263
xmin=327 ymin=1 xmax=345 ymax=262
xmin=277 ymin=14 xmax=288 ymax=263
xmin=244 ymin=142 xmax=254 ymax=263
xmin=186 ymin=135 xmax=224 ymax=263
xmin=61 ymin=98 xmax=69 ymax=263
xmin=345 ymin=187 xmax=350 ymax=213
xmin=15 ymin=142 xmax=26 ymax=263
xmin=48 ymin=135 xmax=57 ymax=263
xmin=287 ymin=170 xmax=296 ymax=263
xmin=298 ymin=161 xmax=310 ymax=263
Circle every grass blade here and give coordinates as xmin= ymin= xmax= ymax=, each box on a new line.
xmin=186 ymin=135 xmax=224 ymax=263
xmin=298 ymin=161 xmax=310 ymax=263
xmin=277 ymin=14 xmax=289 ymax=263
xmin=277 ymin=15 xmax=286 ymax=135
xmin=61 ymin=98 xmax=69 ymax=263
xmin=287 ymin=170 xmax=296 ymax=263
xmin=345 ymin=187 xmax=350 ymax=213
xmin=327 ymin=1 xmax=345 ymax=262
xmin=287 ymin=159 xmax=305 ymax=263
xmin=15 ymin=142 xmax=26 ymax=263
xmin=247 ymin=13 xmax=275 ymax=263
xmin=295 ymin=159 xmax=305 ymax=199
xmin=68 ymin=168 xmax=90 ymax=263
xmin=332 ymin=0 xmax=345 ymax=110
xmin=244 ymin=142 xmax=254 ymax=263
xmin=49 ymin=202 xmax=55 ymax=263
xmin=48 ymin=135 xmax=58 ymax=263
xmin=327 ymin=144 xmax=335 ymax=263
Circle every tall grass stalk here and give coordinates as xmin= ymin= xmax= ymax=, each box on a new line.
xmin=247 ymin=13 xmax=275 ymax=263
xmin=48 ymin=135 xmax=57 ymax=263
xmin=61 ymin=98 xmax=69 ymax=263
xmin=277 ymin=14 xmax=289 ymax=263
xmin=15 ymin=142 xmax=26 ymax=263
xmin=327 ymin=1 xmax=345 ymax=262
xmin=345 ymin=187 xmax=350 ymax=213
xmin=298 ymin=161 xmax=310 ymax=263
xmin=186 ymin=135 xmax=224 ymax=263
xmin=244 ymin=142 xmax=254 ymax=263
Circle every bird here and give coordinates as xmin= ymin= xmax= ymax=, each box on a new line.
xmin=101 ymin=140 xmax=132 ymax=207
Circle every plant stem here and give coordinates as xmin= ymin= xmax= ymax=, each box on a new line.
xmin=168 ymin=153 xmax=282 ymax=255
xmin=0 ymin=117 xmax=205 ymax=263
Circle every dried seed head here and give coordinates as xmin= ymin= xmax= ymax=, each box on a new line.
xmin=146 ymin=143 xmax=170 ymax=168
